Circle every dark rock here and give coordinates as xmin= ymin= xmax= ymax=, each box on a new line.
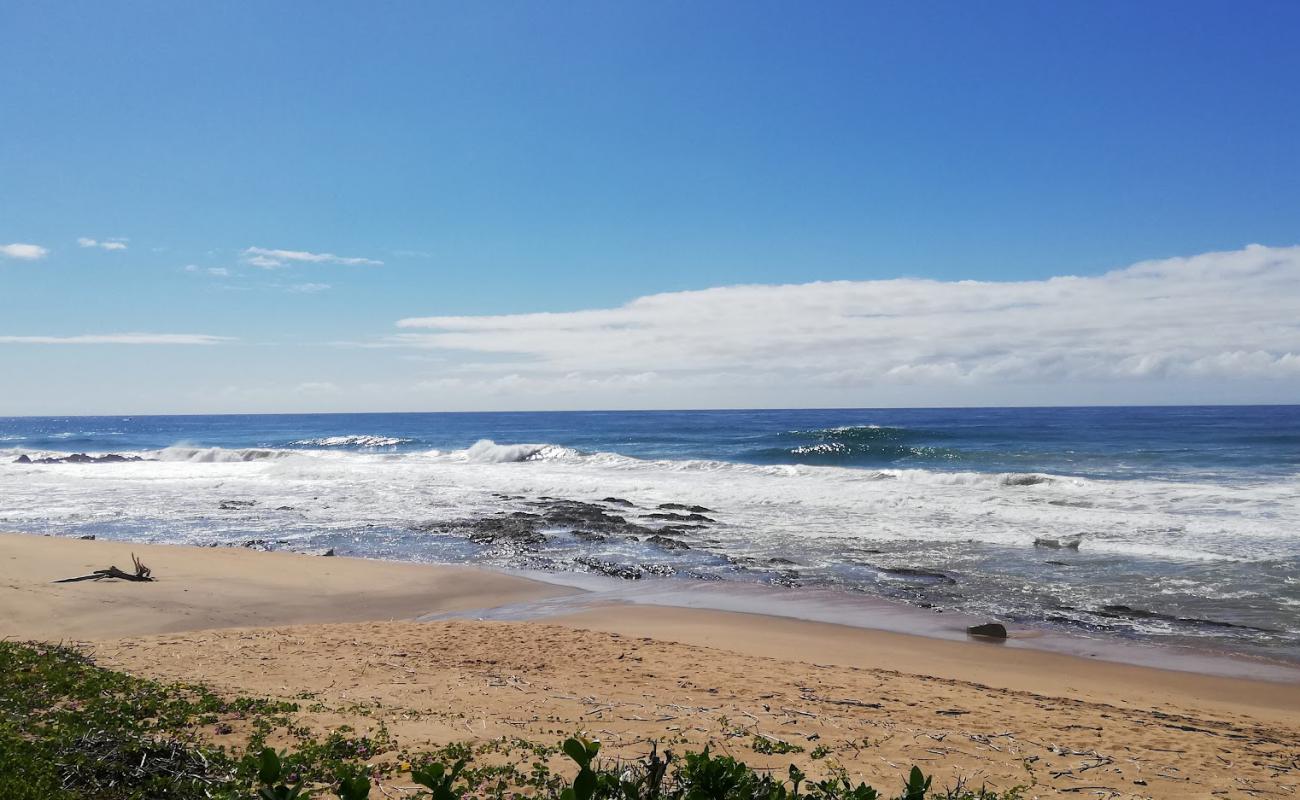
xmin=658 ymin=503 xmax=714 ymax=513
xmin=767 ymin=557 xmax=796 ymax=565
xmin=416 ymin=497 xmax=659 ymax=551
xmin=571 ymin=530 xmax=608 ymax=542
xmin=601 ymin=497 xmax=635 ymax=507
xmin=646 ymin=534 xmax=690 ymax=551
xmin=275 ymin=505 xmax=296 ymax=511
xmin=656 ymin=524 xmax=705 ymax=536
xmin=219 ymin=499 xmax=257 ymax=510
xmin=1044 ymin=560 xmax=1069 ymax=566
xmin=22 ymin=452 xmax=146 ymax=465
xmin=643 ymin=512 xmax=715 ymax=523
xmin=78 ymin=534 xmax=96 ymax=540
xmin=967 ymin=622 xmax=1008 ymax=639
xmin=320 ymin=548 xmax=335 ymax=557
xmin=574 ymin=556 xmax=642 ymax=580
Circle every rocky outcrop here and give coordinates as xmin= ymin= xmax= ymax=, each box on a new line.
xmin=15 ymin=452 xmax=146 ymax=464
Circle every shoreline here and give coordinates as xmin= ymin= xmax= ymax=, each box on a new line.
xmin=440 ymin=568 xmax=1300 ymax=684
xmin=4 ymin=531 xmax=1299 ymax=700
xmin=6 ymin=529 xmax=1298 ymax=684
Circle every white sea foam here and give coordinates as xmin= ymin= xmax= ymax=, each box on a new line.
xmin=462 ymin=439 xmax=580 ymax=463
xmin=289 ymin=435 xmax=412 ymax=448
xmin=3 ymin=441 xmax=1297 ymax=576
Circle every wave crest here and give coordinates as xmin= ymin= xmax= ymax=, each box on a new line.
xmin=289 ymin=435 xmax=412 ymax=448
xmin=157 ymin=445 xmax=297 ymax=463
xmin=462 ymin=439 xmax=579 ymax=463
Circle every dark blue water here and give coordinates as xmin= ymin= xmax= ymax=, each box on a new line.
xmin=3 ymin=405 xmax=1298 ymax=483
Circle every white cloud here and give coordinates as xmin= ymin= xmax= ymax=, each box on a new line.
xmin=242 ymin=246 xmax=382 ymax=269
xmin=288 ymin=282 xmax=331 ymax=293
xmin=0 ymin=243 xmax=48 ymax=260
xmin=0 ymin=333 xmax=233 ymax=345
xmin=77 ymin=237 xmax=128 ymax=251
xmin=183 ymin=265 xmax=230 ymax=277
xmin=393 ymin=244 xmax=1300 ymax=396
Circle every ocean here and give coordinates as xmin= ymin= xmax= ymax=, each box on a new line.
xmin=2 ymin=406 xmax=1297 ymax=661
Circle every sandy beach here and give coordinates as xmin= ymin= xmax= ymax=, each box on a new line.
xmin=3 ymin=532 xmax=1298 ymax=799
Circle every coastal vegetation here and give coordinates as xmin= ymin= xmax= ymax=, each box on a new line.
xmin=0 ymin=640 xmax=1021 ymax=800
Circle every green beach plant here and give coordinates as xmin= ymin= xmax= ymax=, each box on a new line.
xmin=0 ymin=640 xmax=1025 ymax=800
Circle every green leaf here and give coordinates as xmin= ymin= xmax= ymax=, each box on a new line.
xmin=412 ymin=763 xmax=445 ymax=789
xmin=563 ymin=737 xmax=590 ymax=768
xmin=337 ymin=774 xmax=371 ymax=800
xmin=574 ymin=769 xmax=597 ymax=800
xmin=904 ymin=766 xmax=931 ymax=800
xmin=257 ymin=748 xmax=282 ymax=785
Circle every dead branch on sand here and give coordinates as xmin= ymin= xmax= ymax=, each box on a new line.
xmin=54 ymin=553 xmax=155 ymax=583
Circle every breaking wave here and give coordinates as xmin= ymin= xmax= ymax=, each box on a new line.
xmin=462 ymin=439 xmax=580 ymax=463
xmin=156 ymin=445 xmax=299 ymax=463
xmin=289 ymin=435 xmax=413 ymax=448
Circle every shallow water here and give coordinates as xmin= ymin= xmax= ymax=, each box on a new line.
xmin=1 ymin=406 xmax=1297 ymax=661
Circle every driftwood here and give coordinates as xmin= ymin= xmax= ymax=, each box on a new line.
xmin=54 ymin=553 xmax=155 ymax=583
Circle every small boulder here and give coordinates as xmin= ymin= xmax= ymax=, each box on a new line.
xmin=320 ymin=548 xmax=335 ymax=557
xmin=14 ymin=454 xmax=32 ymax=464
xmin=966 ymin=622 xmax=1008 ymax=639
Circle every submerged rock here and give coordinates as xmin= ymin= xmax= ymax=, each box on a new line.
xmin=1034 ymin=535 xmax=1082 ymax=550
xmin=646 ymin=534 xmax=691 ymax=551
xmin=1002 ymin=474 xmax=1053 ymax=486
xmin=1090 ymin=605 xmax=1277 ymax=632
xmin=219 ymin=499 xmax=257 ymax=510
xmin=574 ymin=556 xmax=642 ymax=580
xmin=878 ymin=566 xmax=956 ymax=585
xmin=601 ymin=497 xmax=635 ymax=507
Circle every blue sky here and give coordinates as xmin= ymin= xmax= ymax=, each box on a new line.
xmin=2 ymin=1 xmax=1298 ymax=414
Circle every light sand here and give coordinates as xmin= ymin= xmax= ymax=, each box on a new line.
xmin=0 ymin=532 xmax=575 ymax=638
xmin=3 ymin=533 xmax=1298 ymax=799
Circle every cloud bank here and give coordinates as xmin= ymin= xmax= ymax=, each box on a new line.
xmin=0 ymin=243 xmax=48 ymax=260
xmin=394 ymin=244 xmax=1300 ymax=397
xmin=243 ymin=246 xmax=382 ymax=269
xmin=78 ymin=237 xmax=128 ymax=251
xmin=0 ymin=334 xmax=233 ymax=345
